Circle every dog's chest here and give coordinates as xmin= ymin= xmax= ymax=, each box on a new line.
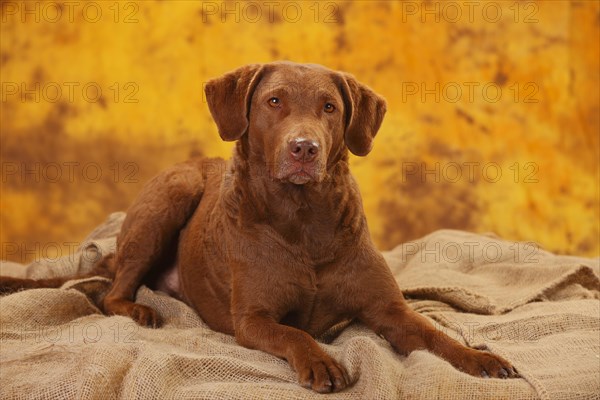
xmin=274 ymin=243 xmax=349 ymax=333
xmin=278 ymin=267 xmax=348 ymax=335
xmin=275 ymin=212 xmax=341 ymax=265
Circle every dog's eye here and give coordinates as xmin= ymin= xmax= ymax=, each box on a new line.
xmin=268 ymin=97 xmax=280 ymax=107
xmin=324 ymin=103 xmax=335 ymax=113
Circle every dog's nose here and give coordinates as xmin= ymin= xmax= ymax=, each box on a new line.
xmin=289 ymin=139 xmax=319 ymax=162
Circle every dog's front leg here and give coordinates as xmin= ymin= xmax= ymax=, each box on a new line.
xmin=344 ymin=249 xmax=518 ymax=379
xmin=234 ymin=314 xmax=350 ymax=393
xmin=360 ymin=300 xmax=517 ymax=378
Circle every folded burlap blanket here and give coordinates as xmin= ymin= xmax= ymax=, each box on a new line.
xmin=1 ymin=213 xmax=598 ymax=399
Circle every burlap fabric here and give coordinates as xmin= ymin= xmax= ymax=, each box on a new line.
xmin=1 ymin=212 xmax=598 ymax=399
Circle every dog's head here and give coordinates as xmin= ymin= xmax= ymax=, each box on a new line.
xmin=205 ymin=62 xmax=386 ymax=185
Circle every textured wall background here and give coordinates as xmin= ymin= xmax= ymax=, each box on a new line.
xmin=1 ymin=0 xmax=598 ymax=263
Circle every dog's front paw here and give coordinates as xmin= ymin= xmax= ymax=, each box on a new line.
xmin=456 ymin=349 xmax=518 ymax=379
xmin=293 ymin=352 xmax=351 ymax=393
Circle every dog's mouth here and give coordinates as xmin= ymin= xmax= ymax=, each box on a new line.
xmin=287 ymin=169 xmax=314 ymax=185
xmin=276 ymin=162 xmax=321 ymax=185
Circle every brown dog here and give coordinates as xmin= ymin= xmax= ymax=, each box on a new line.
xmin=1 ymin=62 xmax=516 ymax=393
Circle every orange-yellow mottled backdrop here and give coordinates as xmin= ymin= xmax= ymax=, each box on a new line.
xmin=1 ymin=0 xmax=598 ymax=263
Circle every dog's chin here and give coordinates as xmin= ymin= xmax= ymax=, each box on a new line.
xmin=287 ymin=172 xmax=313 ymax=185
xmin=273 ymin=158 xmax=324 ymax=186
xmin=276 ymin=166 xmax=321 ymax=185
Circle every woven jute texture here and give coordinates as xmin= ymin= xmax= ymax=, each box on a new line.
xmin=1 ymin=213 xmax=599 ymax=399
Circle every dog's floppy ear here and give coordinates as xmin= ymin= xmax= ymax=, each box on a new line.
xmin=205 ymin=64 xmax=264 ymax=141
xmin=338 ymin=73 xmax=387 ymax=156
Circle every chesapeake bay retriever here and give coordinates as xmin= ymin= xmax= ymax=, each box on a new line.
xmin=1 ymin=62 xmax=517 ymax=392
